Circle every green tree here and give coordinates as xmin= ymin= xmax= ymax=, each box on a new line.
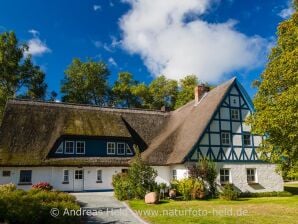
xmin=247 ymin=3 xmax=298 ymax=179
xmin=175 ymin=75 xmax=199 ymax=109
xmin=61 ymin=58 xmax=109 ymax=105
xmin=148 ymin=75 xmax=178 ymax=110
xmin=0 ymin=31 xmax=47 ymax=117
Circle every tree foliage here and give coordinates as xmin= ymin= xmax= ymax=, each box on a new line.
xmin=247 ymin=3 xmax=298 ymax=178
xmin=61 ymin=58 xmax=109 ymax=105
xmin=175 ymin=75 xmax=199 ymax=109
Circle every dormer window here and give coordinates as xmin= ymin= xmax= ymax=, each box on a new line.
xmin=126 ymin=144 xmax=133 ymax=155
xmin=65 ymin=141 xmax=74 ymax=154
xmin=231 ymin=109 xmax=239 ymax=120
xmin=76 ymin=141 xmax=85 ymax=154
xmin=117 ymin=143 xmax=125 ymax=155
xmin=107 ymin=142 xmax=116 ymax=155
xmin=55 ymin=142 xmax=63 ymax=154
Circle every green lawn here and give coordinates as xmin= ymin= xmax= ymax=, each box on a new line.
xmin=128 ymin=183 xmax=298 ymax=224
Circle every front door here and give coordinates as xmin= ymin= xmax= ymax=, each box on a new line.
xmin=74 ymin=169 xmax=84 ymax=191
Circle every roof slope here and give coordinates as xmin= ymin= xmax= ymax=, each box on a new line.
xmin=141 ymin=77 xmax=236 ymax=165
xmin=0 ymin=100 xmax=168 ymax=166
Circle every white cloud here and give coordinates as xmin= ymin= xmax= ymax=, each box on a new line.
xmin=108 ymin=57 xmax=118 ymax=67
xmin=25 ymin=30 xmax=51 ymax=57
xmin=93 ymin=5 xmax=101 ymax=11
xmin=28 ymin=29 xmax=40 ymax=37
xmin=119 ymin=0 xmax=270 ymax=83
xmin=278 ymin=1 xmax=294 ymax=19
xmin=103 ymin=36 xmax=122 ymax=52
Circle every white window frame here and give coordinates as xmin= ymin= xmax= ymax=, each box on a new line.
xmin=243 ymin=133 xmax=251 ymax=146
xmin=172 ymin=170 xmax=177 ymax=180
xmin=231 ymin=109 xmax=240 ymax=120
xmin=117 ymin=143 xmax=125 ymax=155
xmin=247 ymin=168 xmax=257 ymax=183
xmin=65 ymin=141 xmax=74 ymax=154
xmin=96 ymin=170 xmax=102 ymax=183
xmin=221 ymin=132 xmax=231 ymax=145
xmin=220 ymin=168 xmax=230 ymax=183
xmin=76 ymin=141 xmax=85 ymax=154
xmin=126 ymin=144 xmax=133 ymax=155
xmin=107 ymin=142 xmax=116 ymax=155
xmin=55 ymin=142 xmax=64 ymax=154
xmin=63 ymin=169 xmax=69 ymax=183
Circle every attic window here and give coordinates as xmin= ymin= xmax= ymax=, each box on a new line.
xmin=231 ymin=109 xmax=239 ymax=120
xmin=221 ymin=132 xmax=230 ymax=145
xmin=55 ymin=142 xmax=63 ymax=154
xmin=117 ymin=143 xmax=125 ymax=155
xmin=126 ymin=144 xmax=133 ymax=155
xmin=76 ymin=141 xmax=85 ymax=154
xmin=65 ymin=141 xmax=74 ymax=154
xmin=107 ymin=142 xmax=116 ymax=155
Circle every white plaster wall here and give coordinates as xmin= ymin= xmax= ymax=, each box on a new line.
xmin=170 ymin=164 xmax=189 ymax=180
xmin=153 ymin=166 xmax=171 ymax=185
xmin=220 ymin=107 xmax=230 ymax=120
xmin=216 ymin=162 xmax=283 ymax=192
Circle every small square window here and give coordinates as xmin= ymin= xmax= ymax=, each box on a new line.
xmin=243 ymin=134 xmax=251 ymax=146
xmin=221 ymin=132 xmax=230 ymax=145
xmin=107 ymin=142 xmax=116 ymax=155
xmin=65 ymin=141 xmax=74 ymax=154
xmin=19 ymin=170 xmax=32 ymax=183
xmin=247 ymin=168 xmax=256 ymax=183
xmin=97 ymin=170 xmax=102 ymax=182
xmin=220 ymin=169 xmax=230 ymax=183
xmin=2 ymin=170 xmax=11 ymax=177
xmin=117 ymin=143 xmax=125 ymax=155
xmin=172 ymin=170 xmax=177 ymax=180
xmin=231 ymin=109 xmax=239 ymax=120
xmin=76 ymin=141 xmax=85 ymax=154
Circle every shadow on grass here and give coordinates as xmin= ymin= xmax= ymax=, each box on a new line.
xmin=284 ymin=185 xmax=298 ymax=195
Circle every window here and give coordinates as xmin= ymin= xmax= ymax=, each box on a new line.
xmin=172 ymin=170 xmax=177 ymax=180
xmin=117 ymin=143 xmax=125 ymax=155
xmin=65 ymin=141 xmax=74 ymax=154
xmin=107 ymin=142 xmax=116 ymax=155
xmin=122 ymin=169 xmax=128 ymax=173
xmin=126 ymin=144 xmax=133 ymax=155
xmin=243 ymin=134 xmax=251 ymax=146
xmin=76 ymin=141 xmax=85 ymax=154
xmin=2 ymin=170 xmax=11 ymax=177
xmin=220 ymin=169 xmax=230 ymax=183
xmin=19 ymin=170 xmax=32 ymax=183
xmin=55 ymin=142 xmax=63 ymax=154
xmin=221 ymin=132 xmax=230 ymax=145
xmin=231 ymin=109 xmax=239 ymax=120
xmin=247 ymin=168 xmax=256 ymax=183
xmin=63 ymin=170 xmax=69 ymax=183
xmin=97 ymin=170 xmax=102 ymax=183
xmin=74 ymin=170 xmax=83 ymax=180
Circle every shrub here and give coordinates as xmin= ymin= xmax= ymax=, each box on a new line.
xmin=0 ymin=183 xmax=16 ymax=193
xmin=175 ymin=178 xmax=204 ymax=200
xmin=220 ymin=184 xmax=239 ymax=200
xmin=197 ymin=157 xmax=217 ymax=197
xmin=32 ymin=182 xmax=53 ymax=191
xmin=112 ymin=173 xmax=132 ymax=200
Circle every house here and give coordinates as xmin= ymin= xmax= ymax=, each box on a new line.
xmin=0 ymin=77 xmax=283 ymax=192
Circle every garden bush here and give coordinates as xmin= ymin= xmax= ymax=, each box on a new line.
xmin=112 ymin=173 xmax=132 ymax=200
xmin=32 ymin=182 xmax=53 ymax=191
xmin=220 ymin=183 xmax=239 ymax=200
xmin=175 ymin=178 xmax=205 ymax=200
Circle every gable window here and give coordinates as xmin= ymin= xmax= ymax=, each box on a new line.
xmin=231 ymin=109 xmax=239 ymax=120
xmin=220 ymin=169 xmax=230 ymax=183
xmin=76 ymin=141 xmax=85 ymax=154
xmin=63 ymin=170 xmax=69 ymax=183
xmin=2 ymin=170 xmax=11 ymax=177
xmin=243 ymin=134 xmax=251 ymax=146
xmin=172 ymin=170 xmax=177 ymax=180
xmin=221 ymin=132 xmax=230 ymax=145
xmin=96 ymin=170 xmax=102 ymax=183
xmin=107 ymin=142 xmax=116 ymax=155
xmin=65 ymin=141 xmax=74 ymax=154
xmin=19 ymin=170 xmax=32 ymax=184
xmin=247 ymin=168 xmax=256 ymax=183
xmin=126 ymin=144 xmax=133 ymax=155
xmin=55 ymin=142 xmax=63 ymax=154
xmin=117 ymin=143 xmax=125 ymax=155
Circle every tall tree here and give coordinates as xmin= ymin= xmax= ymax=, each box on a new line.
xmin=247 ymin=3 xmax=298 ymax=178
xmin=61 ymin=58 xmax=109 ymax=105
xmin=0 ymin=31 xmax=47 ymax=117
xmin=148 ymin=75 xmax=178 ymax=110
xmin=175 ymin=75 xmax=199 ymax=109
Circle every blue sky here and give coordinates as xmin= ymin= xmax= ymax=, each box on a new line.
xmin=0 ymin=0 xmax=294 ymax=98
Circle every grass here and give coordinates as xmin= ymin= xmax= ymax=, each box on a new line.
xmin=128 ymin=183 xmax=298 ymax=224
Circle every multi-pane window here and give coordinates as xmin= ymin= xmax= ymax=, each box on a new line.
xmin=65 ymin=141 xmax=74 ymax=154
xmin=63 ymin=170 xmax=69 ymax=183
xmin=247 ymin=168 xmax=256 ymax=183
xmin=76 ymin=141 xmax=85 ymax=154
xmin=97 ymin=170 xmax=102 ymax=182
xmin=107 ymin=142 xmax=116 ymax=155
xmin=220 ymin=169 xmax=230 ymax=183
xmin=172 ymin=170 xmax=177 ymax=180
xmin=117 ymin=143 xmax=125 ymax=155
xmin=221 ymin=132 xmax=230 ymax=145
xmin=231 ymin=109 xmax=240 ymax=120
xmin=126 ymin=144 xmax=133 ymax=155
xmin=243 ymin=134 xmax=251 ymax=146
xmin=19 ymin=170 xmax=32 ymax=183
xmin=2 ymin=170 xmax=11 ymax=177
xmin=55 ymin=142 xmax=63 ymax=154
xmin=75 ymin=170 xmax=83 ymax=180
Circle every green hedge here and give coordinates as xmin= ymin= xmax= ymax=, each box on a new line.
xmin=0 ymin=184 xmax=80 ymax=224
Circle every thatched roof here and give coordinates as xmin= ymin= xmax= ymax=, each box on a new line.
xmin=141 ymin=77 xmax=236 ymax=165
xmin=0 ymin=77 xmax=236 ymax=166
